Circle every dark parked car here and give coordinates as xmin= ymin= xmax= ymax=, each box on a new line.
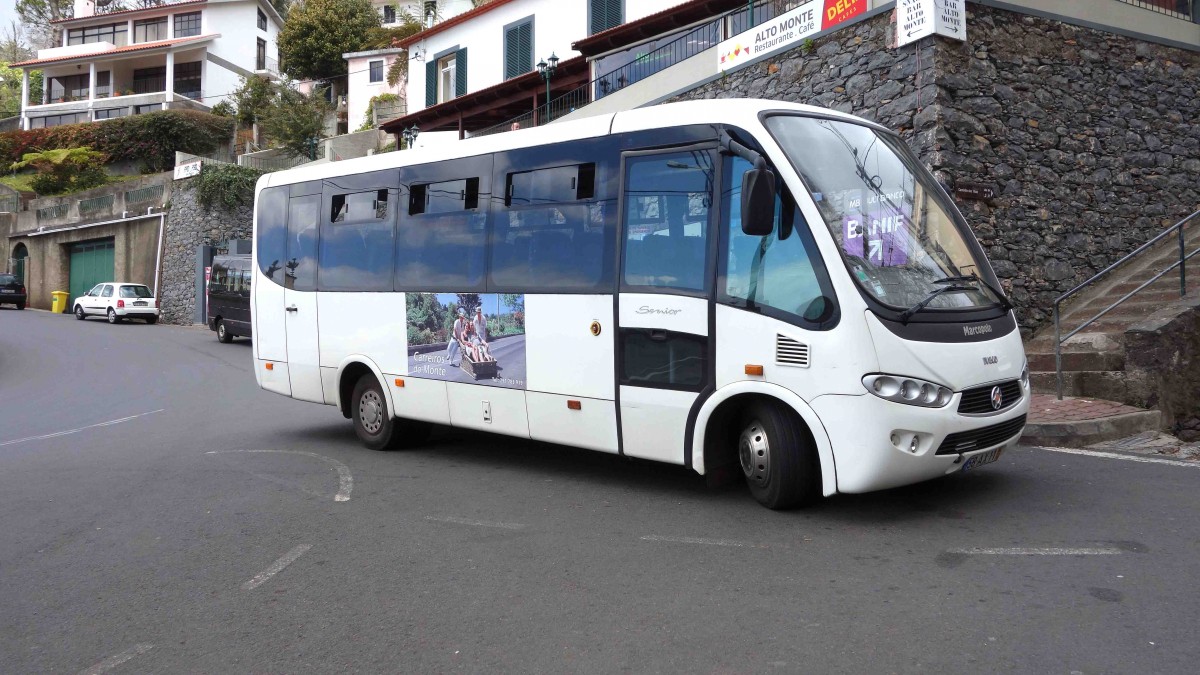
xmin=0 ymin=273 xmax=26 ymax=310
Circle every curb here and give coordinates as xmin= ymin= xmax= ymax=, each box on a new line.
xmin=1021 ymin=409 xmax=1164 ymax=448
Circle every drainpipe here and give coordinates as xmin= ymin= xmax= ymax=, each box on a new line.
xmin=152 ymin=210 xmax=166 ymax=297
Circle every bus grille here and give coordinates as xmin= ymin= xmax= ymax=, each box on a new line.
xmin=958 ymin=380 xmax=1022 ymax=415
xmin=775 ymin=334 xmax=810 ymax=367
xmin=936 ymin=415 xmax=1027 ymax=455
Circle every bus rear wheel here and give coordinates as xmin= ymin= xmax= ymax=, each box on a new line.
xmin=351 ymin=374 xmax=431 ymax=451
xmin=738 ymin=401 xmax=820 ymax=509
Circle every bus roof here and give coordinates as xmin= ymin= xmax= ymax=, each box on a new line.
xmin=257 ymin=99 xmax=875 ymax=190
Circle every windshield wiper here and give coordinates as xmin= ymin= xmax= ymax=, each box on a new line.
xmin=898 ymin=285 xmax=976 ymax=324
xmin=933 ymin=273 xmax=1013 ymax=310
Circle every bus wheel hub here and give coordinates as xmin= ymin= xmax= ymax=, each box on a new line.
xmin=360 ymin=391 xmax=383 ymax=433
xmin=739 ymin=421 xmax=770 ymax=484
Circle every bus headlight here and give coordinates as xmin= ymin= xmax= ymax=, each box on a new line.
xmin=862 ymin=374 xmax=953 ymax=408
xmin=1020 ymin=360 xmax=1030 ymax=390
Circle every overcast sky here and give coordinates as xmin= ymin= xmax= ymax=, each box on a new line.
xmin=1 ymin=0 xmax=19 ymax=40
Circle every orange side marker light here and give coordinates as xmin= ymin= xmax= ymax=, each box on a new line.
xmin=395 ymin=378 xmax=405 ymax=387
xmin=567 ymin=400 xmax=582 ymax=410
xmin=745 ymin=364 xmax=764 ymax=377
xmin=265 ymin=362 xmax=274 ymax=371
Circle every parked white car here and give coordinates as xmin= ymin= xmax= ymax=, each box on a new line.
xmin=72 ymin=283 xmax=160 ymax=324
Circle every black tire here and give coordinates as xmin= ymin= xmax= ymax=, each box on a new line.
xmin=351 ymin=373 xmax=431 ymax=451
xmin=216 ymin=319 xmax=232 ymax=342
xmin=145 ymin=316 xmax=158 ymax=325
xmin=16 ymin=302 xmax=24 ymax=310
xmin=107 ymin=308 xmax=121 ymax=324
xmin=75 ymin=305 xmax=86 ymax=320
xmin=738 ymin=401 xmax=821 ymax=509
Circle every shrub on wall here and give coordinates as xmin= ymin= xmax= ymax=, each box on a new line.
xmin=11 ymin=147 xmax=108 ymax=195
xmin=192 ymin=163 xmax=264 ymax=210
xmin=0 ymin=110 xmax=235 ymax=172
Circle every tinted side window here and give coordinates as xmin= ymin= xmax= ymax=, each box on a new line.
xmin=396 ymin=157 xmax=491 ymax=291
xmin=622 ymin=150 xmax=713 ymax=293
xmin=720 ymin=156 xmax=838 ymax=327
xmin=620 ymin=329 xmax=706 ymax=390
xmin=491 ymin=162 xmax=609 ymax=291
xmin=319 ymin=189 xmax=395 ymax=291
xmin=287 ymin=194 xmax=321 ymax=291
xmin=210 ymin=264 xmax=228 ymax=292
xmin=256 ymin=186 xmax=289 ymax=285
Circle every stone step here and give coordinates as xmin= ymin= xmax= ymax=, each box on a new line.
xmin=1022 ymin=404 xmax=1163 ymax=448
xmin=1024 ymin=331 xmax=1124 ymax=355
xmin=1026 ymin=350 xmax=1125 ymax=373
xmin=1030 ymin=369 xmax=1153 ymax=405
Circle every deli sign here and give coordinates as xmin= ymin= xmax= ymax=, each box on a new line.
xmin=718 ymin=0 xmax=867 ymax=72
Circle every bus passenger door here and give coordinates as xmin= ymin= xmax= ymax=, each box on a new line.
xmin=617 ymin=148 xmax=716 ymax=465
xmin=283 ymin=189 xmax=325 ymax=403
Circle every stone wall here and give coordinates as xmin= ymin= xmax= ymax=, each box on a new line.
xmin=159 ymin=176 xmax=253 ymax=325
xmin=671 ymin=4 xmax=1200 ymax=336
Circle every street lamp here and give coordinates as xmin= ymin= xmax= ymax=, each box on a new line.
xmin=536 ymin=53 xmax=559 ymax=120
xmin=401 ymin=124 xmax=420 ymax=150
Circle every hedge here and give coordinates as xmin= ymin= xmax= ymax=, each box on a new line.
xmin=0 ymin=110 xmax=235 ymax=172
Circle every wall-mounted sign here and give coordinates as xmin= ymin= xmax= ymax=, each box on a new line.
xmin=174 ymin=158 xmax=202 ymax=180
xmin=718 ymin=0 xmax=867 ymax=72
xmin=954 ymin=182 xmax=998 ymax=201
xmin=897 ymin=0 xmax=966 ymax=48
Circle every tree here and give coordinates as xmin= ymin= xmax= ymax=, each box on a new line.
xmin=0 ymin=64 xmax=41 ymax=119
xmin=11 ymin=146 xmax=108 ymax=195
xmin=278 ymin=0 xmax=380 ymax=81
xmin=0 ymin=21 xmax=33 ymax=63
xmin=15 ymin=0 xmax=73 ymax=49
xmin=230 ymin=75 xmax=278 ymax=126
xmin=258 ymin=83 xmax=333 ymax=159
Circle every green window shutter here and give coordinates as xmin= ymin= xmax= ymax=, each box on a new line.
xmin=505 ymin=21 xmax=532 ymax=80
xmin=455 ymin=47 xmax=467 ymax=98
xmin=425 ymin=60 xmax=437 ymax=106
xmin=590 ymin=0 xmax=622 ymax=35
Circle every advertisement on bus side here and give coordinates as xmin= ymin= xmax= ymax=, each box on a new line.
xmin=406 ymin=293 xmax=527 ymax=389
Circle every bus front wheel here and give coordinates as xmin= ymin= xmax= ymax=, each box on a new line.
xmin=351 ymin=374 xmax=431 ymax=451
xmin=738 ymin=401 xmax=820 ymax=509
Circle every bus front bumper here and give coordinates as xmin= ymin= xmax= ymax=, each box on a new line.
xmin=810 ymin=390 xmax=1031 ymax=494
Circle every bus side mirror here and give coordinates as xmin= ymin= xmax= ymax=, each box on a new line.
xmin=741 ymin=169 xmax=776 ymax=236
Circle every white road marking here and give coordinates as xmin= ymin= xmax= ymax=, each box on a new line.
xmin=640 ymin=535 xmax=770 ymax=549
xmin=425 ymin=515 xmax=526 ymax=530
xmin=77 ymin=644 xmax=153 ymax=675
xmin=1035 ymin=445 xmax=1200 ymax=468
xmin=206 ymin=450 xmax=353 ymax=502
xmin=949 ymin=547 xmax=1122 ymax=556
xmin=241 ymin=544 xmax=312 ymax=591
xmin=0 ymin=410 xmax=164 ymax=447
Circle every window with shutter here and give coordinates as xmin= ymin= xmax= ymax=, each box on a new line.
xmin=454 ymin=48 xmax=467 ymax=99
xmin=426 ymin=61 xmax=437 ymax=107
xmin=503 ymin=18 xmax=533 ymax=80
xmin=589 ymin=0 xmax=623 ymax=35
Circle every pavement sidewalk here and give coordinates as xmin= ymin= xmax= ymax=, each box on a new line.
xmin=1022 ymin=393 xmax=1163 ymax=447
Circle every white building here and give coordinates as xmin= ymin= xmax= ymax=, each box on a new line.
xmin=13 ymin=0 xmax=283 ymax=129
xmin=342 ymin=48 xmax=406 ymax=130
xmin=399 ymin=0 xmax=684 ymax=116
xmin=373 ymin=0 xmax=476 ymax=29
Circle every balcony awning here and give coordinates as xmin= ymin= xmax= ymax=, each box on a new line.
xmin=380 ymin=55 xmax=589 ymax=136
xmin=12 ymin=34 xmax=218 ymax=69
xmin=572 ymin=0 xmax=746 ymax=57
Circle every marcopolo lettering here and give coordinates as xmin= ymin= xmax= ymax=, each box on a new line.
xmin=963 ymin=323 xmax=993 ymax=337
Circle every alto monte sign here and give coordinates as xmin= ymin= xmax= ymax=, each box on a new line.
xmin=718 ymin=0 xmax=868 ymax=72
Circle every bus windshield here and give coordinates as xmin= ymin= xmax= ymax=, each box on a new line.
xmin=765 ymin=115 xmax=999 ymax=313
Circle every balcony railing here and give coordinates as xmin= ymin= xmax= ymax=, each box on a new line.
xmin=125 ymin=184 xmax=165 ymax=206
xmin=78 ymin=194 xmax=115 ymax=216
xmin=256 ymin=57 xmax=280 ymax=75
xmin=36 ymin=203 xmax=70 ymax=220
xmin=1115 ymin=0 xmax=1195 ymax=21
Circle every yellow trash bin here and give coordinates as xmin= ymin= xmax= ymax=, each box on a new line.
xmin=51 ymin=291 xmax=70 ymax=314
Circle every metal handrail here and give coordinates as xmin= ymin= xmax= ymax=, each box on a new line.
xmin=1054 ymin=208 xmax=1200 ymax=398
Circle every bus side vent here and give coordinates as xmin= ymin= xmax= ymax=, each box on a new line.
xmin=775 ymin=334 xmax=810 ymax=368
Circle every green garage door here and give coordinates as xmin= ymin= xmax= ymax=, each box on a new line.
xmin=68 ymin=239 xmax=115 ymax=308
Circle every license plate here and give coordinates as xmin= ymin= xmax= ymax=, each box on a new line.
xmin=133 ymin=301 xmax=148 ymax=306
xmin=962 ymin=446 xmax=1004 ymax=472
xmin=0 ymin=289 xmax=12 ymax=293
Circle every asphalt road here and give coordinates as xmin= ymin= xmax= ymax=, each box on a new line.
xmin=2 ymin=306 xmax=1200 ymax=673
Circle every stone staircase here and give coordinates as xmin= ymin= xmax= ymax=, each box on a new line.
xmin=1022 ymin=218 xmax=1200 ymax=446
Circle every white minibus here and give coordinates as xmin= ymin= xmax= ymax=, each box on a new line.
xmin=251 ymin=99 xmax=1029 ymax=509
